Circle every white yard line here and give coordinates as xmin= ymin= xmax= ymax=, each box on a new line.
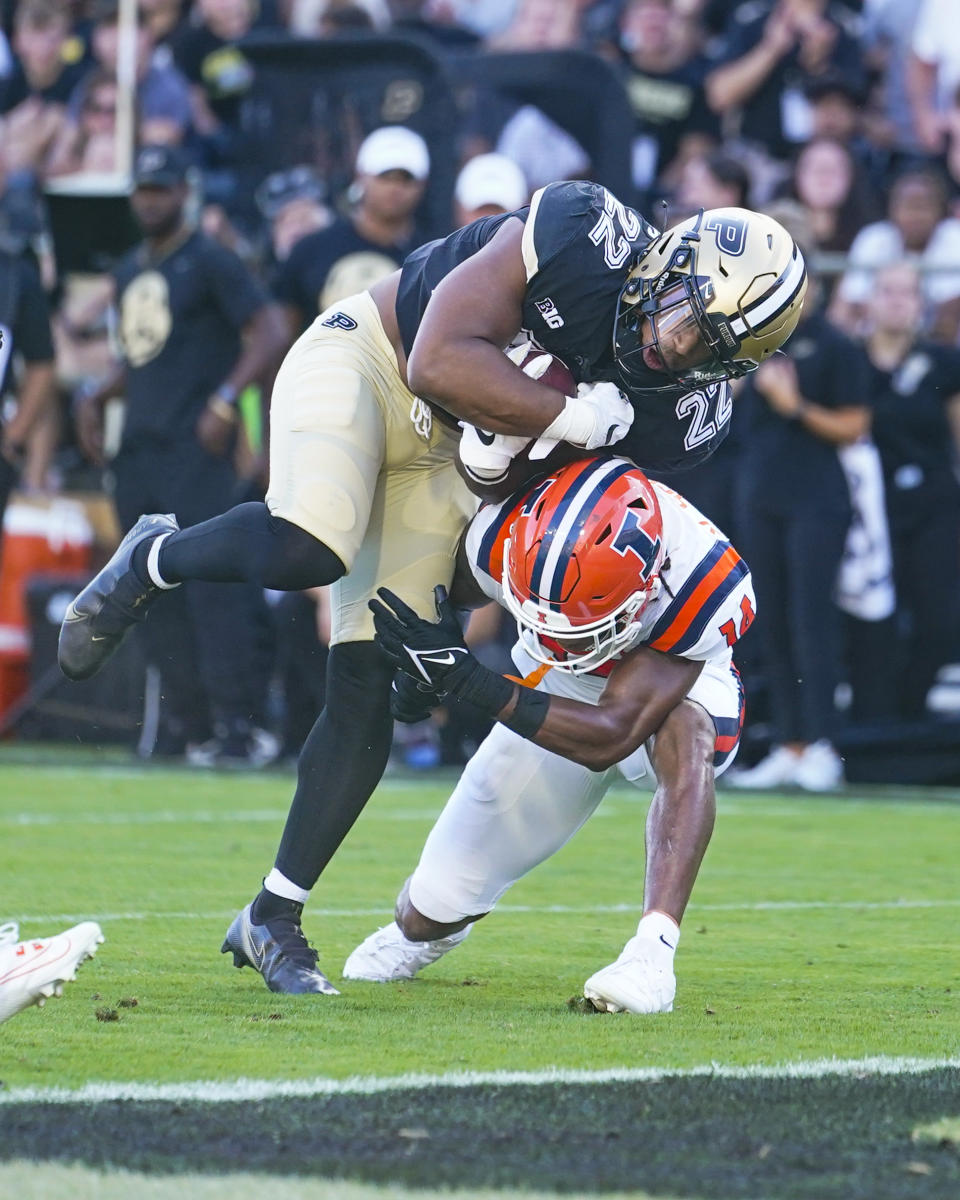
xmin=10 ymin=897 xmax=960 ymax=925
xmin=1 ymin=1054 xmax=958 ymax=1107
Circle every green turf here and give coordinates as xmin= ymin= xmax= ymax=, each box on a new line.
xmin=1 ymin=763 xmax=959 ymax=1085
xmin=2 ymin=759 xmax=960 ymax=1199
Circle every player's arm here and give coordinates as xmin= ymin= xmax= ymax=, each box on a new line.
xmin=512 ymin=648 xmax=703 ymax=771
xmin=371 ymin=586 xmax=703 ymax=772
xmin=406 ymin=218 xmax=566 ymax=435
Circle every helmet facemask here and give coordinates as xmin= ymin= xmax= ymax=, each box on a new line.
xmin=502 ymin=537 xmax=660 ymax=675
xmin=614 ymin=214 xmax=759 ymax=393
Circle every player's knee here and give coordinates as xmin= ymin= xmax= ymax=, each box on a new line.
xmin=263 ymin=513 xmax=346 ymax=589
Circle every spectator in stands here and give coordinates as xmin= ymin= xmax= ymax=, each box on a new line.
xmin=46 ymin=68 xmax=121 ymax=177
xmin=140 ymin=0 xmax=190 ymax=49
xmin=0 ymin=204 xmax=57 ymax=525
xmin=705 ymin=0 xmax=867 ymax=162
xmin=452 ymin=152 xmax=527 ymax=227
xmin=862 ymin=0 xmax=925 ymax=156
xmin=729 ymin=233 xmax=872 ymax=792
xmin=945 ymin=83 xmax=960 ymax=217
xmin=255 ymin=164 xmax=333 ymax=266
xmin=833 ymin=168 xmax=960 ymax=343
xmin=673 ymin=149 xmax=750 ymax=215
xmin=77 ymin=0 xmax=192 ymax=147
xmin=272 ymin=125 xmax=429 ymax=337
xmin=782 ymin=135 xmax=877 ymax=253
xmin=0 ymin=0 xmax=87 ymax=176
xmin=473 ymin=0 xmax=592 ymax=192
xmin=862 ymin=261 xmax=960 ymax=718
xmin=73 ymin=144 xmax=288 ymax=763
xmin=907 ymin=0 xmax=960 ymax=155
xmin=616 ymin=0 xmax=719 ymax=206
xmin=171 ymin=0 xmax=281 ymax=155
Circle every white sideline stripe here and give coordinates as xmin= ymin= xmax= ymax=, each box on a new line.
xmin=11 ymin=897 xmax=960 ymax=925
xmin=1 ymin=1054 xmax=958 ymax=1107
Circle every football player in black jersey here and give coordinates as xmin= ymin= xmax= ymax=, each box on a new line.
xmin=58 ymin=179 xmax=806 ymax=996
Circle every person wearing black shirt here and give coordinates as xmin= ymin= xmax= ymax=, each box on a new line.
xmin=273 ymin=127 xmax=429 ymax=338
xmin=59 ymin=180 xmax=806 ymax=995
xmin=862 ymin=262 xmax=960 ymax=718
xmin=0 ymin=245 xmax=56 ymax=531
xmin=73 ymin=145 xmax=287 ymax=761
xmin=730 ymin=269 xmax=871 ymax=792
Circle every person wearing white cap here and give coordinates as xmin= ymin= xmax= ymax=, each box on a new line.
xmin=453 ymin=152 xmax=529 ymax=227
xmin=271 ymin=125 xmax=430 ymax=337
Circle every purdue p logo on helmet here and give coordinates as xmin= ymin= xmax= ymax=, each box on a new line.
xmin=613 ymin=207 xmax=807 ymax=394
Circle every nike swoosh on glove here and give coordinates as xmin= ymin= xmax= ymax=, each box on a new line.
xmin=370 ymin=585 xmax=474 ymax=691
xmin=458 ymin=422 xmax=530 ymax=484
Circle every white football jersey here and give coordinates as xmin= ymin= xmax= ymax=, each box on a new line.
xmin=465 ymin=477 xmax=756 ymax=702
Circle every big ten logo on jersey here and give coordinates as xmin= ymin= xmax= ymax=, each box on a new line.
xmin=589 ymin=189 xmax=644 ymax=270
xmin=676 ymin=383 xmax=732 ymax=452
xmin=704 ymin=214 xmax=748 ymax=257
xmin=535 ymin=298 xmax=564 ymax=329
xmin=320 ymin=311 xmax=358 ymax=331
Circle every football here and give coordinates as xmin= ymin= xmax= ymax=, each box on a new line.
xmin=457 ymin=346 xmax=592 ymax=502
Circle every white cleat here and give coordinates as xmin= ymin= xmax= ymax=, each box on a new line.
xmin=726 ymin=745 xmax=800 ymax=790
xmin=794 ymin=740 xmax=844 ymax=792
xmin=0 ymin=921 xmax=105 ymax=1024
xmin=343 ymin=920 xmax=472 ymax=982
xmin=583 ymin=936 xmax=676 ymax=1014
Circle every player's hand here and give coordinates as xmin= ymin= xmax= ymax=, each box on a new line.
xmin=370 ymin=585 xmax=474 ymax=690
xmin=458 ymin=422 xmax=530 ymax=484
xmin=540 ymin=381 xmax=634 ymax=451
xmin=391 ymin=671 xmax=441 ymax=723
xmin=196 ymin=401 xmax=236 ymax=457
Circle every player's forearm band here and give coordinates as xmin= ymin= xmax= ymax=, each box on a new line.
xmin=500 ymin=686 xmax=550 ymax=739
xmin=446 ymin=659 xmax=515 ymax=716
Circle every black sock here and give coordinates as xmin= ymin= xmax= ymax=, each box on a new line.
xmin=272 ymin=642 xmax=394 ymax=890
xmin=156 ymin=502 xmax=345 ymax=589
xmin=251 ymin=889 xmax=303 ymax=925
xmin=131 ymin=538 xmax=155 ymax=587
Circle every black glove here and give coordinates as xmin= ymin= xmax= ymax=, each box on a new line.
xmin=391 ymin=670 xmax=441 ymax=723
xmin=370 ymin=585 xmax=515 ymax=717
xmin=370 ymin=585 xmax=474 ymax=690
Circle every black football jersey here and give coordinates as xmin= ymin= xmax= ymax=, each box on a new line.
xmin=395 ymin=179 xmax=733 ymax=472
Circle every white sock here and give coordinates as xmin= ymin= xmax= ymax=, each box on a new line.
xmin=146 ymin=533 xmax=180 ymax=590
xmin=636 ymin=910 xmax=681 ymax=956
xmin=263 ymin=868 xmax=310 ymax=904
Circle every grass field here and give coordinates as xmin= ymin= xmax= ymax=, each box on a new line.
xmin=1 ymin=753 xmax=959 ymax=1199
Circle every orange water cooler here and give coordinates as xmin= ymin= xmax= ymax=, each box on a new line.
xmin=0 ymin=498 xmax=94 ymax=721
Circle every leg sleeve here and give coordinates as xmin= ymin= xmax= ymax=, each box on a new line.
xmin=408 ymin=723 xmax=616 ymax=924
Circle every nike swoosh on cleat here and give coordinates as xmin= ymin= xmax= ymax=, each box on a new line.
xmin=659 ymin=933 xmax=675 ymax=949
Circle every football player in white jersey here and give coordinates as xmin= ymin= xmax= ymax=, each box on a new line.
xmin=345 ymin=454 xmax=755 ymax=1013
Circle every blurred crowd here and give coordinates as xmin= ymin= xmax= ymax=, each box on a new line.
xmin=2 ymin=0 xmax=960 ymax=783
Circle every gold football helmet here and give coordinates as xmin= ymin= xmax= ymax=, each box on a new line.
xmin=613 ymin=207 xmax=807 ymax=393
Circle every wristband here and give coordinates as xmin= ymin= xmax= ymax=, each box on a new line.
xmin=501 ymin=686 xmax=550 ymax=739
xmin=214 ymin=383 xmax=239 ymax=407
xmin=208 ymin=395 xmax=239 ymax=423
xmin=445 ymin=657 xmax=515 ymax=715
xmin=537 ymin=393 xmax=588 ymax=446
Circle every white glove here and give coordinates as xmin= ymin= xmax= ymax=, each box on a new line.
xmin=458 ymin=422 xmax=529 ymax=483
xmin=537 ymin=381 xmax=634 ymax=452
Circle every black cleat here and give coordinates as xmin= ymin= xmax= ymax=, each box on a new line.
xmin=221 ymin=903 xmax=340 ymax=995
xmin=58 ymin=513 xmax=179 ymax=681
